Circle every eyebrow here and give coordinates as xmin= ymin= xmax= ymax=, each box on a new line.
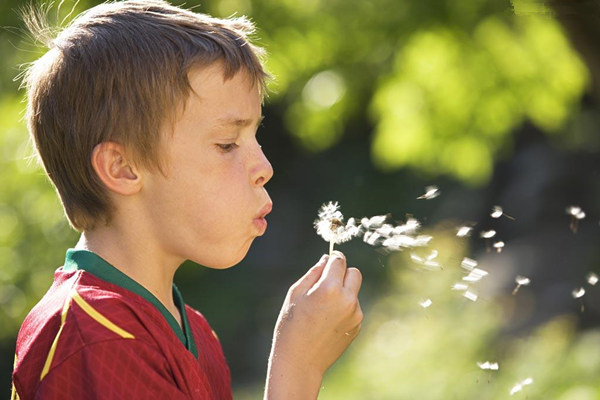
xmin=216 ymin=115 xmax=265 ymax=129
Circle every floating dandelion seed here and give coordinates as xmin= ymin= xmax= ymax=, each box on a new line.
xmin=417 ymin=185 xmax=440 ymax=200
xmin=461 ymin=257 xmax=478 ymax=271
xmin=419 ymin=299 xmax=432 ymax=308
xmin=314 ymin=202 xmax=359 ymax=254
xmin=572 ymin=287 xmax=586 ymax=299
xmin=566 ymin=205 xmax=586 ymax=233
xmin=477 ymin=361 xmax=499 ymax=371
xmin=493 ymin=241 xmax=505 ymax=253
xmin=587 ymin=273 xmax=598 ymax=286
xmin=361 ymin=215 xmax=387 ymax=230
xmin=456 ymin=226 xmax=473 ymax=237
xmin=463 ymin=290 xmax=478 ymax=302
xmin=512 ymin=275 xmax=530 ymax=295
xmin=410 ymin=250 xmax=442 ymax=270
xmin=572 ymin=287 xmax=586 ymax=312
xmin=491 ymin=205 xmax=515 ymax=220
xmin=480 ymin=230 xmax=496 ymax=239
xmin=463 ymin=268 xmax=489 ymax=283
xmin=480 ymin=230 xmax=497 ymax=252
xmin=452 ymin=282 xmax=469 ymax=291
xmin=510 ymin=377 xmax=533 ymax=395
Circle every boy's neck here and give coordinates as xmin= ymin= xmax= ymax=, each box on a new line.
xmin=75 ymin=230 xmax=183 ymax=327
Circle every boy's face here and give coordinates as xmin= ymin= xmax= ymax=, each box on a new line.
xmin=141 ymin=63 xmax=273 ymax=269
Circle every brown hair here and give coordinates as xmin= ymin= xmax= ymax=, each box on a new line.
xmin=22 ymin=0 xmax=268 ymax=231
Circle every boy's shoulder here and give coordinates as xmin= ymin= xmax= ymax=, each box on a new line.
xmin=13 ymin=265 xmax=231 ymax=400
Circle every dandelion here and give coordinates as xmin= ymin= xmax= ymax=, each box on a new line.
xmin=587 ymin=273 xmax=598 ymax=286
xmin=419 ymin=298 xmax=432 ymax=308
xmin=456 ymin=226 xmax=473 ymax=237
xmin=512 ymin=275 xmax=530 ymax=295
xmin=477 ymin=361 xmax=499 ymax=371
xmin=493 ymin=241 xmax=505 ymax=253
xmin=314 ymin=202 xmax=359 ymax=254
xmin=417 ymin=185 xmax=440 ymax=200
xmin=491 ymin=205 xmax=515 ymax=220
xmin=463 ymin=290 xmax=478 ymax=302
xmin=510 ymin=377 xmax=533 ymax=395
xmin=566 ymin=205 xmax=586 ymax=233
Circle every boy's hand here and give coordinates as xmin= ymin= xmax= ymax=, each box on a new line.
xmin=265 ymin=252 xmax=363 ymax=399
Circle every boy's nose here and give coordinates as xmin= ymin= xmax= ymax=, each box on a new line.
xmin=253 ymin=146 xmax=274 ymax=187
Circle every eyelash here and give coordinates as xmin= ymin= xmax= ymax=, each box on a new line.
xmin=217 ymin=143 xmax=239 ymax=153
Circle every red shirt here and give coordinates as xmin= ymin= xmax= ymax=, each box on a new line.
xmin=12 ymin=249 xmax=232 ymax=400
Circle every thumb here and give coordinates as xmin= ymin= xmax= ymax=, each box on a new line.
xmin=292 ymin=254 xmax=329 ymax=294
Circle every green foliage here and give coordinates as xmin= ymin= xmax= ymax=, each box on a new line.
xmin=0 ymin=95 xmax=77 ymax=340
xmin=208 ymin=0 xmax=589 ymax=185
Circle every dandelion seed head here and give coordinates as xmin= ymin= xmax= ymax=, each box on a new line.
xmin=515 ymin=276 xmax=531 ymax=286
xmin=456 ymin=226 xmax=473 ymax=237
xmin=417 ymin=185 xmax=440 ymax=200
xmin=314 ymin=202 xmax=359 ymax=245
xmin=572 ymin=287 xmax=586 ymax=299
xmin=480 ymin=230 xmax=497 ymax=239
xmin=419 ymin=299 xmax=432 ymax=308
xmin=587 ymin=273 xmax=598 ymax=286
xmin=491 ymin=206 xmax=503 ymax=218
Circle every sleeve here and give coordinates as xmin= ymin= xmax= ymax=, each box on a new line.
xmin=34 ymin=339 xmax=189 ymax=400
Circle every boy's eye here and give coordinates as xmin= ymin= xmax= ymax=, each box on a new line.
xmin=217 ymin=143 xmax=239 ymax=153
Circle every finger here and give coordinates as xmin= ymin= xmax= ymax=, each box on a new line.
xmin=343 ymin=267 xmax=362 ymax=295
xmin=292 ymin=254 xmax=329 ymax=293
xmin=317 ymin=250 xmax=347 ymax=285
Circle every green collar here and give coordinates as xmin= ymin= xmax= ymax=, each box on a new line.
xmin=63 ymin=249 xmax=198 ymax=358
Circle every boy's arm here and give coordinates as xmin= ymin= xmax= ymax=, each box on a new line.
xmin=265 ymin=252 xmax=363 ymax=399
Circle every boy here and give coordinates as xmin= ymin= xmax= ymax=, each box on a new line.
xmin=11 ymin=1 xmax=363 ymax=399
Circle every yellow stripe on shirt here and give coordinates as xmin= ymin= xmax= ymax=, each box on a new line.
xmin=71 ymin=291 xmax=135 ymax=339
xmin=40 ymin=287 xmax=134 ymax=381
xmin=11 ymin=354 xmax=20 ymax=400
xmin=40 ymin=290 xmax=73 ymax=380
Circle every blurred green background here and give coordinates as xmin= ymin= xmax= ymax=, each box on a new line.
xmin=1 ymin=0 xmax=599 ymax=398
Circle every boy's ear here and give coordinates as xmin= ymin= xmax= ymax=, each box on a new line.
xmin=91 ymin=142 xmax=142 ymax=195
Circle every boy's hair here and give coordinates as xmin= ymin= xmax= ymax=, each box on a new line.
xmin=22 ymin=0 xmax=268 ymax=231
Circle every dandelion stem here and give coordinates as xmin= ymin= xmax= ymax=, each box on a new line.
xmin=329 ymin=240 xmax=334 ymax=255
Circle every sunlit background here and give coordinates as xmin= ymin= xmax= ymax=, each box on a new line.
xmin=1 ymin=0 xmax=599 ymax=398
